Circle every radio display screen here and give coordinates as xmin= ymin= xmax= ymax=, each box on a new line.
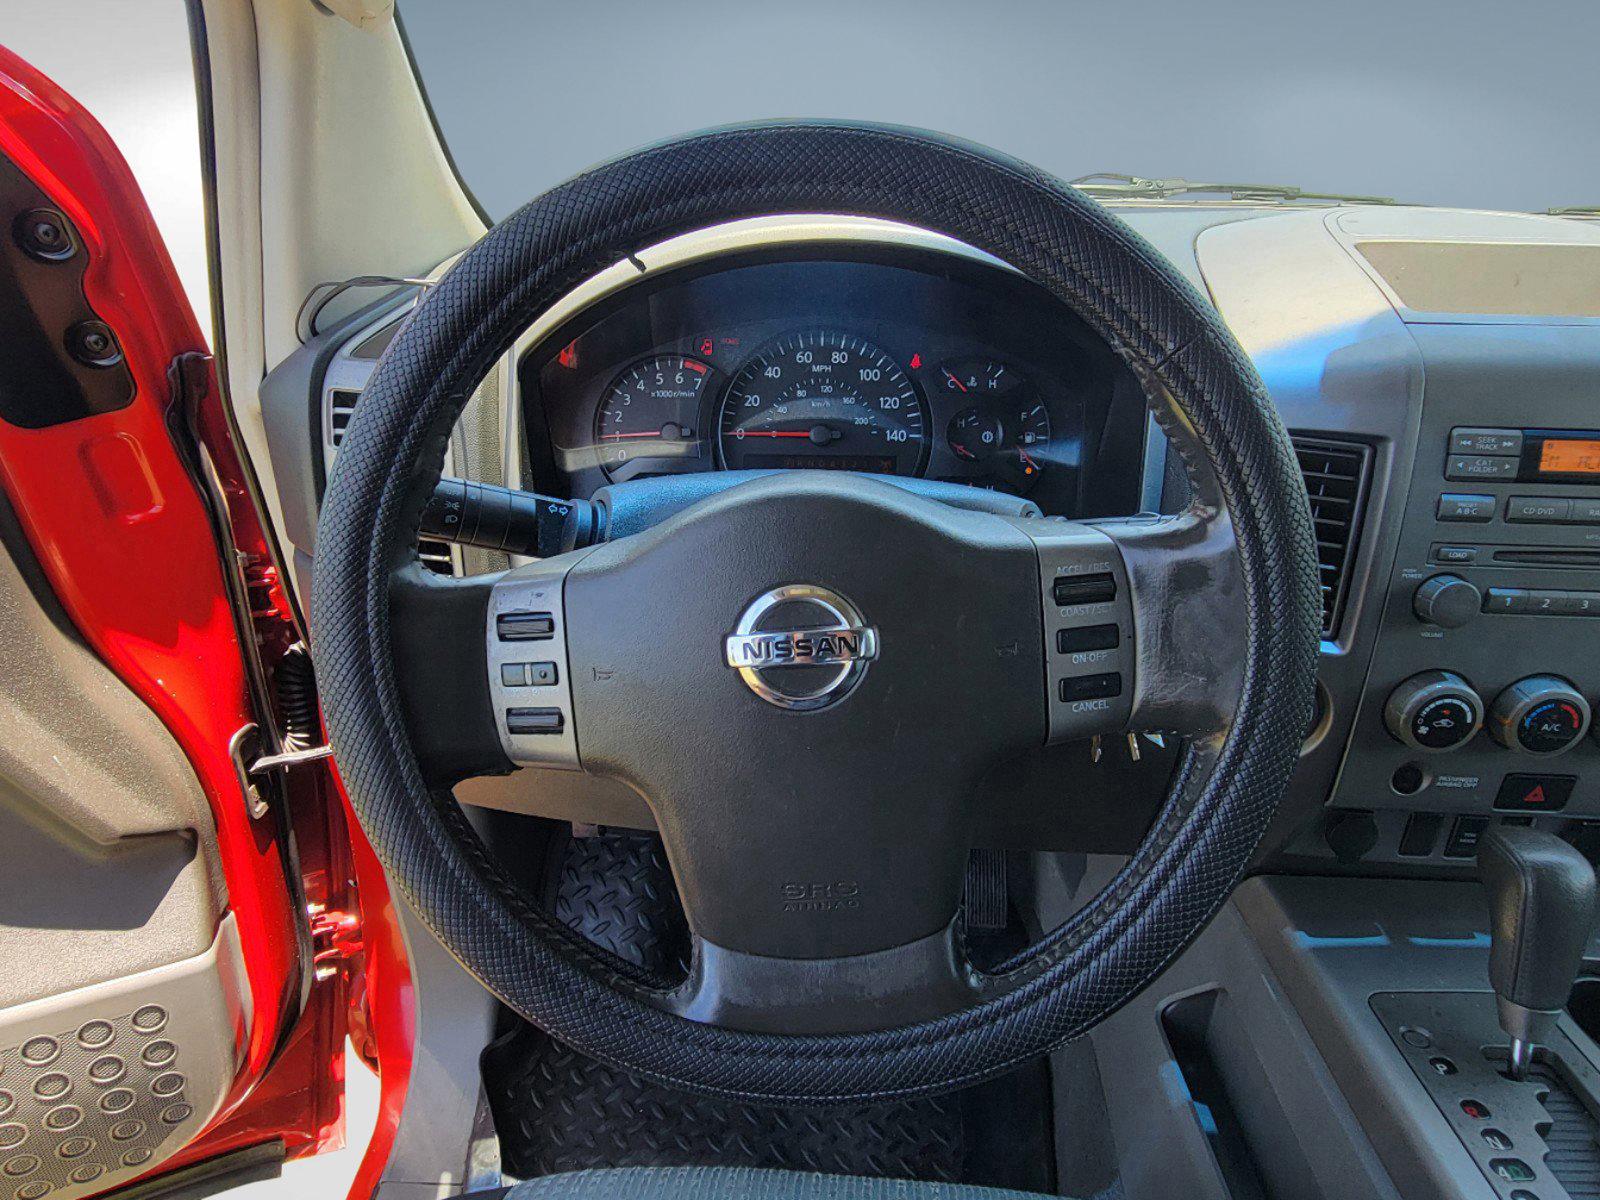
xmin=1538 ymin=438 xmax=1600 ymax=477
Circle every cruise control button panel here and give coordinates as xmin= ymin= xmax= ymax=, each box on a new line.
xmin=487 ymin=559 xmax=583 ymax=769
xmin=1013 ymin=521 xmax=1134 ymax=743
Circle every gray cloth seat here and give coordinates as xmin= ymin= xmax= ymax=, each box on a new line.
xmin=502 ymin=1167 xmax=1060 ymax=1199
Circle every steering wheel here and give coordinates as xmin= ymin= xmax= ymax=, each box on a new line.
xmin=312 ymin=122 xmax=1319 ymax=1105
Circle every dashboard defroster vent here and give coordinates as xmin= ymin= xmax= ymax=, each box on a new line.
xmin=1291 ymin=435 xmax=1371 ymax=639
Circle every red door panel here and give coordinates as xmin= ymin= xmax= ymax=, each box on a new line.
xmin=0 ymin=43 xmax=361 ymax=1183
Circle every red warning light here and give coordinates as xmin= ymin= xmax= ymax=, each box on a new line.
xmin=910 ymin=352 xmax=923 ymax=370
xmin=699 ymin=338 xmax=715 ymax=357
xmin=557 ymin=341 xmax=578 ymax=369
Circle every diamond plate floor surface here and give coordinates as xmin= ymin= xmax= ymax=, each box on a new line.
xmin=482 ymin=833 xmax=1054 ymax=1193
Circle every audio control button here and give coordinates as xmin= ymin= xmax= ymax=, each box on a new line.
xmin=1561 ymin=592 xmax=1600 ymax=616
xmin=1437 ymin=494 xmax=1496 ymax=522
xmin=1450 ymin=428 xmax=1523 ymax=456
xmin=1483 ymin=588 xmax=1529 ymax=614
xmin=1446 ymin=455 xmax=1518 ymax=481
xmin=1507 ymin=496 xmax=1572 ymax=523
xmin=1413 ymin=574 xmax=1481 ymax=628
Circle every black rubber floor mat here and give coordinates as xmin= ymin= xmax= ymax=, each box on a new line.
xmin=483 ymin=832 xmax=1053 ymax=1190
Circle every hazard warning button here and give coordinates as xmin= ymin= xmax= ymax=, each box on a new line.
xmin=1494 ymin=773 xmax=1576 ymax=813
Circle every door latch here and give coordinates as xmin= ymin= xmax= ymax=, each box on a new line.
xmin=229 ymin=722 xmax=333 ymax=819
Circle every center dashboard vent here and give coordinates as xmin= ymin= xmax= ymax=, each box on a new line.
xmin=1291 ymin=436 xmax=1371 ymax=639
xmin=323 ymin=386 xmax=456 ymax=575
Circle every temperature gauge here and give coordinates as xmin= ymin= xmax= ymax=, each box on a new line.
xmin=938 ymin=359 xmax=1052 ymax=488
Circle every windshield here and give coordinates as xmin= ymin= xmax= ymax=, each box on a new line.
xmin=400 ymin=0 xmax=1598 ymax=220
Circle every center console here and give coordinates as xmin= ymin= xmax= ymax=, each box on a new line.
xmin=1330 ymin=325 xmax=1600 ymax=859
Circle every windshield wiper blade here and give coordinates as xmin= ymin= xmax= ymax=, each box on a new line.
xmin=1068 ymin=172 xmax=1400 ymax=206
xmin=1548 ymin=205 xmax=1600 ymax=216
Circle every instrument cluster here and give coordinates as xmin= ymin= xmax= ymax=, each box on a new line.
xmin=520 ymin=246 xmax=1148 ymax=519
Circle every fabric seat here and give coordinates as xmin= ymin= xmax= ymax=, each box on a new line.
xmin=501 ymin=1166 xmax=1061 ymax=1199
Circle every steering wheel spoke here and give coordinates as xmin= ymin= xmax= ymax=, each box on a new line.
xmin=669 ymin=920 xmax=984 ymax=1035
xmin=1095 ymin=509 xmax=1247 ymax=742
xmin=484 ymin=555 xmax=590 ymax=771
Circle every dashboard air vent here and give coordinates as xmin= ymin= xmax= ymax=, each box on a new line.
xmin=328 ymin=388 xmax=361 ymax=448
xmin=416 ymin=538 xmax=457 ymax=576
xmin=323 ymin=385 xmax=456 ymax=575
xmin=1291 ymin=436 xmax=1370 ymax=639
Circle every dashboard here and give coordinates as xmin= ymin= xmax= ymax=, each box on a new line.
xmin=260 ymin=204 xmax=1600 ymax=875
xmin=517 ymin=246 xmax=1150 ymax=518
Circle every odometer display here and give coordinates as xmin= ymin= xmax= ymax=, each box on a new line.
xmin=718 ymin=332 xmax=928 ymax=476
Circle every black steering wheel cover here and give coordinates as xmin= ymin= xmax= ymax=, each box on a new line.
xmin=312 ymin=121 xmax=1319 ymax=1103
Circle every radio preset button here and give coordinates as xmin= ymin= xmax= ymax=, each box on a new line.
xmin=1446 ymin=455 xmax=1518 ymax=482
xmin=1437 ymin=494 xmax=1496 ymax=522
xmin=1450 ymin=428 xmax=1523 ymax=456
xmin=1526 ymin=590 xmax=1565 ymax=615
xmin=1483 ymin=588 xmax=1529 ymax=614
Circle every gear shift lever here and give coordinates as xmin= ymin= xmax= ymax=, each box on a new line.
xmin=1478 ymin=825 xmax=1598 ymax=1079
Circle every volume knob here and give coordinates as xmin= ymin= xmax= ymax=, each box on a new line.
xmin=1489 ymin=676 xmax=1591 ymax=755
xmin=1413 ymin=574 xmax=1481 ymax=628
xmin=1384 ymin=670 xmax=1484 ymax=752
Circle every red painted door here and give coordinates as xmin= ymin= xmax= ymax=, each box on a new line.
xmin=0 ymin=45 xmax=363 ymax=1199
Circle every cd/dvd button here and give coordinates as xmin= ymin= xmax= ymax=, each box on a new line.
xmin=1506 ymin=496 xmax=1571 ymax=523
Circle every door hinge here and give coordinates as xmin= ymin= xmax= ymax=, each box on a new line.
xmin=308 ymin=903 xmax=363 ymax=981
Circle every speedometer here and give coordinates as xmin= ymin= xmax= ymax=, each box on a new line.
xmin=718 ymin=332 xmax=928 ymax=475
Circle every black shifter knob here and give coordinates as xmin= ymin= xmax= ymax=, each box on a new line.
xmin=1477 ymin=825 xmax=1597 ymax=1078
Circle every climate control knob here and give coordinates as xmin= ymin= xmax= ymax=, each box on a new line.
xmin=1384 ymin=671 xmax=1484 ymax=752
xmin=1489 ymin=676 xmax=1591 ymax=755
xmin=1412 ymin=574 xmax=1482 ymax=629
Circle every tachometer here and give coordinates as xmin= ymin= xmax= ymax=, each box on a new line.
xmin=718 ymin=332 xmax=928 ymax=475
xmin=595 ymin=355 xmax=712 ymax=480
